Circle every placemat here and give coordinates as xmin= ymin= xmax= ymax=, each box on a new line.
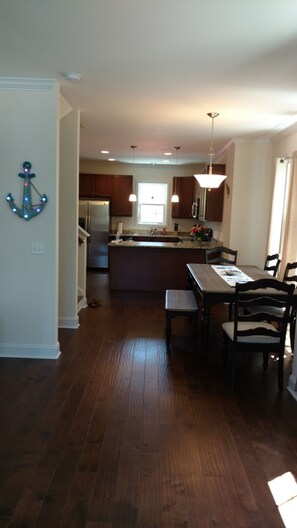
xmin=211 ymin=265 xmax=254 ymax=287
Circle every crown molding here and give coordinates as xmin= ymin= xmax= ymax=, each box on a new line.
xmin=0 ymin=77 xmax=57 ymax=90
xmin=271 ymin=119 xmax=297 ymax=144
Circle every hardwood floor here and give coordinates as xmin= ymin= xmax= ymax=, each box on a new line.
xmin=1 ymin=270 xmax=297 ymax=527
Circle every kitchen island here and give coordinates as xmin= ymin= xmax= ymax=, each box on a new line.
xmin=108 ymin=238 xmax=221 ymax=292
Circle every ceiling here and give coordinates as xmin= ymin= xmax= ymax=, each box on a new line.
xmin=1 ymin=0 xmax=297 ymax=165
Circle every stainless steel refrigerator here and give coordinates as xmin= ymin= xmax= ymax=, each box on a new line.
xmin=79 ymin=199 xmax=111 ymax=269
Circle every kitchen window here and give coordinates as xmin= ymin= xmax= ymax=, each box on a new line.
xmin=137 ymin=183 xmax=168 ymax=225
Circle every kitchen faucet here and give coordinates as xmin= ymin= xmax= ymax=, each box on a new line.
xmin=150 ymin=227 xmax=157 ymax=235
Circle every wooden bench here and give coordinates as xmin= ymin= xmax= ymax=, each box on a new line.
xmin=165 ymin=289 xmax=198 ymax=349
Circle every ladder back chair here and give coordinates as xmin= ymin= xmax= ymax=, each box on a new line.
xmin=283 ymin=262 xmax=297 ymax=350
xmin=222 ymin=278 xmax=294 ymax=391
xmin=264 ymin=253 xmax=281 ymax=277
xmin=247 ymin=261 xmax=297 ymax=351
xmin=205 ymin=246 xmax=238 ymax=320
xmin=205 ymin=246 xmax=238 ymax=266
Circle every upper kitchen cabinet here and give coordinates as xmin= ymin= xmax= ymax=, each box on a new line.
xmin=193 ymin=164 xmax=225 ymax=222
xmin=204 ymin=164 xmax=225 ymax=222
xmin=204 ymin=183 xmax=225 ymax=221
xmin=171 ymin=176 xmax=195 ymax=219
xmin=111 ymin=175 xmax=133 ymax=217
xmin=172 ymin=165 xmax=225 ymax=221
xmin=79 ymin=174 xmax=133 ymax=216
xmin=79 ymin=174 xmax=113 ymax=198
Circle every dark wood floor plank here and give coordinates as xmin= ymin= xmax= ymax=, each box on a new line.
xmin=0 ymin=270 xmax=297 ymax=528
xmin=137 ymin=453 xmax=161 ymax=528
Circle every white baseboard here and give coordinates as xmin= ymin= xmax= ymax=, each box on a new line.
xmin=77 ymin=296 xmax=88 ymax=313
xmin=58 ymin=316 xmax=80 ymax=329
xmin=0 ymin=342 xmax=61 ymax=359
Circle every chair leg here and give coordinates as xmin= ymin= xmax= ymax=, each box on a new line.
xmin=166 ymin=314 xmax=171 ymax=349
xmin=231 ymin=345 xmax=237 ymax=391
xmin=263 ymin=352 xmax=269 ymax=371
xmin=228 ymin=302 xmax=233 ymax=321
xmin=192 ymin=314 xmax=198 ymax=346
xmin=278 ymin=350 xmax=284 ymax=391
xmin=290 ymin=311 xmax=296 ymax=352
xmin=222 ymin=332 xmax=228 ymax=366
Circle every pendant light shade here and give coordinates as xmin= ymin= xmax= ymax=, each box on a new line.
xmin=129 ymin=145 xmax=137 ymax=202
xmin=129 ymin=193 xmax=137 ymax=202
xmin=171 ymin=146 xmax=180 ymax=203
xmin=194 ymin=112 xmax=226 ymax=189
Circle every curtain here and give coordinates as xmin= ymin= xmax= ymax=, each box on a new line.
xmin=279 ymin=151 xmax=297 ymax=279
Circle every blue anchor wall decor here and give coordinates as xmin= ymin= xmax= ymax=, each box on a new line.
xmin=6 ymin=161 xmax=48 ymax=221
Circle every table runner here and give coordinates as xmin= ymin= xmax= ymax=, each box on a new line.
xmin=211 ymin=265 xmax=254 ymax=287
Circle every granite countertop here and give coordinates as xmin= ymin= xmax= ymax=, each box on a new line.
xmin=108 ymin=238 xmax=222 ymax=249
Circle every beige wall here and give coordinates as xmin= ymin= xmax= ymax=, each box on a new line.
xmin=59 ymin=105 xmax=80 ymax=329
xmin=217 ymin=140 xmax=273 ymax=267
xmin=0 ymin=78 xmax=60 ymax=358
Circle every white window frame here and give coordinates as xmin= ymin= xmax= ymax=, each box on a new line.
xmin=137 ymin=183 xmax=168 ymax=226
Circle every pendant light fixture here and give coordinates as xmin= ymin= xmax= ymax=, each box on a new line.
xmin=194 ymin=112 xmax=226 ymax=189
xmin=171 ymin=146 xmax=180 ymax=203
xmin=129 ymin=145 xmax=137 ymax=202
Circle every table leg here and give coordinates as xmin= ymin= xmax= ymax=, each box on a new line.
xmin=201 ymin=305 xmax=210 ymax=357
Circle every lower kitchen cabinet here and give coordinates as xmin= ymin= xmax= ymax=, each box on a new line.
xmin=109 ymin=244 xmax=207 ymax=292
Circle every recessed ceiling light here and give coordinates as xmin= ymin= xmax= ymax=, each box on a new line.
xmin=101 ymin=150 xmax=109 ymax=154
xmin=163 ymin=160 xmax=170 ymax=163
xmin=63 ymin=72 xmax=81 ymax=81
xmin=164 ymin=152 xmax=172 ymax=156
xmin=108 ymin=158 xmax=115 ymax=162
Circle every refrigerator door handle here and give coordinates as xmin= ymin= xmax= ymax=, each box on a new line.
xmin=86 ymin=208 xmax=91 ymax=236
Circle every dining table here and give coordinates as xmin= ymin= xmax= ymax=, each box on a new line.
xmin=186 ymin=263 xmax=297 ymax=357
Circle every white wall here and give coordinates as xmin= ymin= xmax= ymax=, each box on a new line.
xmin=0 ymin=78 xmax=60 ymax=358
xmin=220 ymin=140 xmax=273 ymax=267
xmin=59 ymin=105 xmax=80 ymax=329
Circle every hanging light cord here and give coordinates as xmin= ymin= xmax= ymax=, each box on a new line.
xmin=174 ymin=146 xmax=180 ymax=192
xmin=207 ymin=112 xmax=219 ymax=175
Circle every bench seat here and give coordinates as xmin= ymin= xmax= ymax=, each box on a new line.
xmin=165 ymin=289 xmax=198 ymax=349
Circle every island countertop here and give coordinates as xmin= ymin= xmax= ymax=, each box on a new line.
xmin=108 ymin=238 xmax=222 ymax=250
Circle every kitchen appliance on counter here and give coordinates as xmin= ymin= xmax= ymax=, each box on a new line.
xmin=79 ymin=199 xmax=111 ymax=269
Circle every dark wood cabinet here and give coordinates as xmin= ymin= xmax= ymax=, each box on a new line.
xmin=171 ymin=165 xmax=225 ymax=221
xmin=171 ymin=176 xmax=195 ymax=219
xmin=204 ymin=164 xmax=225 ymax=222
xmin=79 ymin=174 xmax=96 ymax=197
xmin=205 ymin=184 xmax=224 ymax=221
xmin=111 ymin=175 xmax=133 ymax=216
xmin=79 ymin=174 xmax=113 ymax=197
xmin=79 ymin=174 xmax=133 ymax=216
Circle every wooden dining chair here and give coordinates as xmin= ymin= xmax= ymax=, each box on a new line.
xmin=222 ymin=278 xmax=294 ymax=391
xmin=205 ymin=246 xmax=238 ymax=266
xmin=283 ymin=262 xmax=297 ymax=350
xmin=247 ymin=261 xmax=297 ymax=351
xmin=205 ymin=246 xmax=238 ymax=320
xmin=264 ymin=253 xmax=281 ymax=277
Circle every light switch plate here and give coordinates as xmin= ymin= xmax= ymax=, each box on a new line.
xmin=31 ymin=241 xmax=44 ymax=254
